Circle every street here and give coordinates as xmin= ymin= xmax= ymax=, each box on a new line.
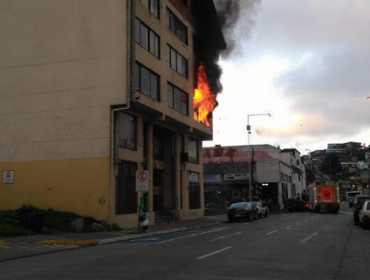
xmin=0 ymin=204 xmax=369 ymax=280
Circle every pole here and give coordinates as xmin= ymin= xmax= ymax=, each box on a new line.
xmin=248 ymin=115 xmax=252 ymax=202
xmin=246 ymin=113 xmax=271 ymax=202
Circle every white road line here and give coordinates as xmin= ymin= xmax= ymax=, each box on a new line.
xmin=339 ymin=211 xmax=352 ymax=215
xmin=159 ymin=227 xmax=230 ymax=244
xmin=210 ymin=231 xmax=244 ymax=242
xmin=285 ymin=224 xmax=294 ymax=230
xmin=299 ymin=232 xmax=318 ymax=244
xmin=196 ymin=246 xmax=233 ymax=260
xmin=295 ymin=222 xmax=301 ymax=226
xmin=266 ymin=230 xmax=279 ymax=235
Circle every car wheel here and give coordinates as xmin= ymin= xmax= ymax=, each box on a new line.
xmin=228 ymin=218 xmax=233 ymax=223
xmin=265 ymin=211 xmax=268 ymax=218
xmin=354 ymin=218 xmax=359 ymax=225
xmin=248 ymin=213 xmax=253 ymax=221
xmin=362 ymin=221 xmax=366 ymax=229
xmin=259 ymin=213 xmax=262 ymax=219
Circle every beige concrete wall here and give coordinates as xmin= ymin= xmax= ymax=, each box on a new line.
xmin=0 ymin=0 xmax=130 ymax=220
xmin=0 ymin=0 xmax=130 ymax=162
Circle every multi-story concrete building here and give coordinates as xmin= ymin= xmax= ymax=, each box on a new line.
xmin=0 ymin=0 xmax=225 ymax=228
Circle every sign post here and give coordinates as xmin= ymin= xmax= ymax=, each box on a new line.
xmin=136 ymin=171 xmax=149 ymax=233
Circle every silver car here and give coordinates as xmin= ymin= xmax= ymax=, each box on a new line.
xmin=251 ymin=201 xmax=269 ymax=218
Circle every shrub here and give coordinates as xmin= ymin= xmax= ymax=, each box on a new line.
xmin=43 ymin=209 xmax=81 ymax=232
xmin=15 ymin=204 xmax=45 ymax=232
xmin=0 ymin=219 xmax=34 ymax=237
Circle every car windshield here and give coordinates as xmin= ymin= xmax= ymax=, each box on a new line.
xmin=358 ymin=197 xmax=370 ymax=205
xmin=229 ymin=202 xmax=251 ymax=209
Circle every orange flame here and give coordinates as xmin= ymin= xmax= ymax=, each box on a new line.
xmin=193 ymin=64 xmax=217 ymax=127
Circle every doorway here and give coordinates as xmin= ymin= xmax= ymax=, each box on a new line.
xmin=153 ymin=169 xmax=164 ymax=211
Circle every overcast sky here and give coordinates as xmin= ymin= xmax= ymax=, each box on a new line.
xmin=205 ymin=0 xmax=370 ymax=154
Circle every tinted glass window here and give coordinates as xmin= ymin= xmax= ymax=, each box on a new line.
xmin=367 ymin=203 xmax=370 ymax=210
xmin=136 ymin=63 xmax=160 ymax=101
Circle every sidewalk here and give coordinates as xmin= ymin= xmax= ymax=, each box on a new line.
xmin=0 ymin=214 xmax=227 ymax=263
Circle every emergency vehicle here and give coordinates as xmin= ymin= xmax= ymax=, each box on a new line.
xmin=307 ymin=183 xmax=340 ymax=213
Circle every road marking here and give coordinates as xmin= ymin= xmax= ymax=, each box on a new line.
xmin=210 ymin=231 xmax=244 ymax=242
xmin=299 ymin=232 xmax=318 ymax=244
xmin=196 ymin=246 xmax=233 ymax=260
xmin=295 ymin=222 xmax=301 ymax=226
xmin=159 ymin=227 xmax=230 ymax=244
xmin=304 ymin=219 xmax=310 ymax=222
xmin=339 ymin=211 xmax=352 ymax=215
xmin=266 ymin=230 xmax=279 ymax=235
xmin=285 ymin=224 xmax=294 ymax=230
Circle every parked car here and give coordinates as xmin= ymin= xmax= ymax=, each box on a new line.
xmin=251 ymin=201 xmax=269 ymax=218
xmin=227 ymin=202 xmax=258 ymax=223
xmin=359 ymin=200 xmax=370 ymax=229
xmin=353 ymin=195 xmax=370 ymax=225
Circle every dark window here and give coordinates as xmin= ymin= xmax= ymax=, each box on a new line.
xmin=181 ymin=0 xmax=187 ymax=7
xmin=134 ymin=63 xmax=160 ymax=101
xmin=116 ymin=161 xmax=137 ymax=214
xmin=137 ymin=0 xmax=159 ymax=18
xmin=135 ymin=18 xmax=160 ymax=58
xmin=116 ymin=112 xmax=137 ymax=150
xmin=153 ymin=134 xmax=164 ymax=160
xmin=167 ymin=83 xmax=188 ymax=115
xmin=188 ymin=138 xmax=199 ymax=164
xmin=189 ymin=172 xmax=200 ymax=209
xmin=167 ymin=45 xmax=188 ymax=78
xmin=167 ymin=8 xmax=188 ymax=45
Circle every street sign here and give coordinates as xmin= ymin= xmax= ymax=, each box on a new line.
xmin=136 ymin=170 xmax=149 ymax=192
xmin=2 ymin=170 xmax=14 ymax=184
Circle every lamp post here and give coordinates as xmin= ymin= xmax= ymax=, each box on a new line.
xmin=247 ymin=113 xmax=271 ymax=202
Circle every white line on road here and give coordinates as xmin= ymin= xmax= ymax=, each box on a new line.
xmin=339 ymin=211 xmax=352 ymax=215
xmin=210 ymin=231 xmax=244 ymax=242
xmin=299 ymin=232 xmax=318 ymax=244
xmin=266 ymin=230 xmax=279 ymax=235
xmin=285 ymin=224 xmax=294 ymax=230
xmin=196 ymin=246 xmax=233 ymax=260
xmin=159 ymin=227 xmax=230 ymax=244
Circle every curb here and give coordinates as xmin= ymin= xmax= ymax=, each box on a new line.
xmin=0 ymin=239 xmax=7 ymax=243
xmin=98 ymin=221 xmax=222 ymax=245
xmin=0 ymin=220 xmax=223 ymax=263
xmin=37 ymin=240 xmax=98 ymax=247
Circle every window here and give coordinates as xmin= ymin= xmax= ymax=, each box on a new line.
xmin=181 ymin=0 xmax=187 ymax=7
xmin=153 ymin=134 xmax=164 ymax=161
xmin=167 ymin=8 xmax=188 ymax=45
xmin=116 ymin=112 xmax=137 ymax=150
xmin=167 ymin=45 xmax=188 ymax=78
xmin=167 ymin=83 xmax=188 ymax=115
xmin=137 ymin=0 xmax=159 ymax=18
xmin=135 ymin=18 xmax=160 ymax=58
xmin=116 ymin=161 xmax=137 ymax=214
xmin=189 ymin=172 xmax=200 ymax=209
xmin=188 ymin=138 xmax=199 ymax=164
xmin=134 ymin=63 xmax=160 ymax=100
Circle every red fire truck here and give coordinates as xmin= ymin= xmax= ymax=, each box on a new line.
xmin=308 ymin=183 xmax=340 ymax=213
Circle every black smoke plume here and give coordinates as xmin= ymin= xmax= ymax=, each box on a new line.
xmin=215 ymin=0 xmax=261 ymax=58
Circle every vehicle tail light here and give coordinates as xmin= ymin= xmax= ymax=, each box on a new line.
xmin=315 ymin=200 xmax=317 ymax=203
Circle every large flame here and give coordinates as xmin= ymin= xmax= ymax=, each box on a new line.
xmin=193 ymin=64 xmax=217 ymax=127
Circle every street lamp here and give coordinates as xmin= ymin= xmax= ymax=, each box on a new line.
xmin=247 ymin=113 xmax=271 ymax=202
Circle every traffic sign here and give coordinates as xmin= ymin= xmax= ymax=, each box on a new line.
xmin=136 ymin=170 xmax=149 ymax=192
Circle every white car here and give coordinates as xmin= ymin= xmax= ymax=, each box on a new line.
xmin=359 ymin=200 xmax=370 ymax=229
xmin=251 ymin=201 xmax=269 ymax=218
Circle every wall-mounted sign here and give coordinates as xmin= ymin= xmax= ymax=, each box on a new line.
xmin=3 ymin=170 xmax=15 ymax=184
xmin=188 ymin=172 xmax=199 ymax=183
xmin=224 ymin=173 xmax=249 ymax=181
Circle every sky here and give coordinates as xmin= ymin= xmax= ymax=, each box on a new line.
xmin=205 ymin=0 xmax=370 ymax=154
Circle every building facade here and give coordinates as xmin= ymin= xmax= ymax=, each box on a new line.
xmin=0 ymin=0 xmax=225 ymax=228
xmin=203 ymin=145 xmax=307 ymax=211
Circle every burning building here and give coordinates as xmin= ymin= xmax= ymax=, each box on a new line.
xmin=0 ymin=0 xmax=226 ymax=229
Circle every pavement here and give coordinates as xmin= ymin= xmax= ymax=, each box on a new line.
xmin=0 ymin=214 xmax=227 ymax=263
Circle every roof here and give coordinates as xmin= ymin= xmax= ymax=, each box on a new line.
xmin=203 ymin=147 xmax=275 ymax=164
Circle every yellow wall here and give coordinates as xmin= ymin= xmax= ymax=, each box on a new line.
xmin=0 ymin=158 xmax=110 ymax=220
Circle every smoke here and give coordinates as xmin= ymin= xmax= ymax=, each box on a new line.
xmin=215 ymin=0 xmax=261 ymax=58
xmin=193 ymin=0 xmax=261 ymax=96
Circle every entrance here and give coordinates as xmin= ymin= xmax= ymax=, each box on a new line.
xmin=153 ymin=169 xmax=164 ymax=211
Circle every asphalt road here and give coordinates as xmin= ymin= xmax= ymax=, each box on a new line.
xmin=0 ymin=205 xmax=369 ymax=280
